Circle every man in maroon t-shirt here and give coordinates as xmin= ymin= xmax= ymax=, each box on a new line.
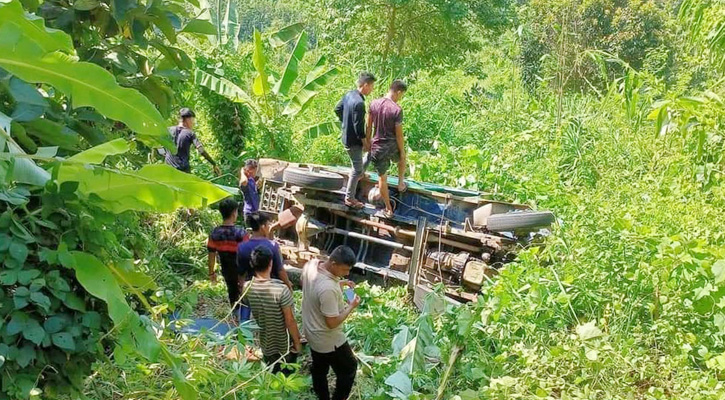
xmin=366 ymin=80 xmax=408 ymax=218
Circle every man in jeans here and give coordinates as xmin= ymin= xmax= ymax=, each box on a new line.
xmin=335 ymin=72 xmax=376 ymax=208
xmin=301 ymin=246 xmax=360 ymax=400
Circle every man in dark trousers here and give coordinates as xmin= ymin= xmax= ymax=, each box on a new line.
xmin=246 ymin=246 xmax=302 ymax=375
xmin=335 ymin=72 xmax=376 ymax=209
xmin=165 ymin=108 xmax=221 ymax=175
xmin=207 ymin=198 xmax=248 ymax=311
xmin=301 ymin=246 xmax=360 ymax=400
xmin=237 ymin=212 xmax=294 ymax=321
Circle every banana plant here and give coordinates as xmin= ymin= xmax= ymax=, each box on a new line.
xmin=0 ymin=0 xmax=230 ymax=397
xmin=196 ymin=24 xmax=339 ymax=127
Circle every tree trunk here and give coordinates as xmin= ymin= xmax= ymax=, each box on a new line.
xmin=382 ymin=4 xmax=397 ymax=75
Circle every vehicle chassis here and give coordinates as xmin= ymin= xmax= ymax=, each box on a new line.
xmin=256 ymin=158 xmax=548 ymax=307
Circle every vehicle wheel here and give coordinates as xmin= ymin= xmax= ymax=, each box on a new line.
xmin=282 ymin=167 xmax=345 ymax=191
xmin=486 ymin=211 xmax=555 ymax=232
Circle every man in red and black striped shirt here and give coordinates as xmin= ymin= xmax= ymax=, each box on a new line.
xmin=207 ymin=198 xmax=249 ymax=308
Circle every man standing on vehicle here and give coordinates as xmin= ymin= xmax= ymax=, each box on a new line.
xmin=335 ymin=72 xmax=376 ymax=209
xmin=165 ymin=108 xmax=220 ymax=176
xmin=301 ymin=245 xmax=360 ymax=400
xmin=367 ymin=80 xmax=408 ymax=218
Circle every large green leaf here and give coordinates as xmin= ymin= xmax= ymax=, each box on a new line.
xmin=0 ymin=0 xmax=74 ymax=54
xmin=305 ymin=55 xmax=330 ymax=83
xmin=0 ymin=22 xmax=171 ymax=148
xmin=57 ymin=163 xmax=232 ymax=213
xmin=283 ymin=67 xmax=338 ymax=116
xmin=71 ymin=251 xmax=197 ymax=399
xmin=252 ymin=28 xmax=269 ymax=97
xmin=70 ymin=251 xmax=134 ymax=328
xmin=220 ymin=0 xmax=240 ymax=47
xmin=180 ymin=18 xmax=217 ymax=35
xmin=0 ymin=115 xmax=50 ymax=186
xmin=301 ymin=121 xmax=337 ymax=138
xmin=194 ymin=69 xmax=255 ymax=106
xmin=273 ymin=31 xmax=307 ymax=97
xmin=68 ymin=138 xmax=130 ymax=164
xmin=269 ymin=22 xmax=305 ymax=47
xmin=7 ymin=76 xmax=48 ymax=122
xmin=398 ymin=314 xmax=436 ymax=374
xmin=22 ymin=118 xmax=80 ymax=150
xmin=150 ymin=40 xmax=193 ymax=71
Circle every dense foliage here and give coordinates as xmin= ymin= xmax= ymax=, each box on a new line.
xmin=1 ymin=0 xmax=725 ymax=398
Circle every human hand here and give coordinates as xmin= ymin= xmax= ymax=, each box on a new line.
xmin=397 ymin=180 xmax=407 ymax=192
xmin=340 ymin=279 xmax=355 ymax=290
xmin=292 ymin=341 xmax=302 ymax=353
xmin=363 ymin=139 xmax=371 ymax=152
xmin=349 ymin=294 xmax=361 ymax=309
xmin=239 ymin=168 xmax=248 ymax=185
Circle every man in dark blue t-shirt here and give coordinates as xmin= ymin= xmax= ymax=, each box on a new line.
xmin=335 ymin=72 xmax=376 ymax=208
xmin=239 ymin=159 xmax=260 ymax=217
xmin=164 ymin=108 xmax=220 ymax=175
xmin=237 ymin=212 xmax=293 ymax=321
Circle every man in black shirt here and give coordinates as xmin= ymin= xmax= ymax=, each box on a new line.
xmin=165 ymin=108 xmax=220 ymax=175
xmin=335 ymin=72 xmax=376 ymax=208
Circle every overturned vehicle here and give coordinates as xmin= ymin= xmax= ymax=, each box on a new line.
xmin=256 ymin=158 xmax=554 ymax=307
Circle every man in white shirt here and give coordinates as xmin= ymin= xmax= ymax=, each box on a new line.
xmin=301 ymin=246 xmax=360 ymax=400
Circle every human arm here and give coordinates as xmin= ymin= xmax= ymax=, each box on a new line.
xmin=352 ymin=102 xmax=366 ymax=142
xmin=324 ymin=297 xmax=360 ymax=329
xmin=365 ymin=112 xmax=373 ymax=152
xmin=395 ymin=113 xmax=406 ymax=190
xmin=236 ymin=250 xmax=250 ymax=288
xmin=334 ymin=97 xmax=344 ymax=121
xmin=282 ymin=306 xmax=302 ymax=353
xmin=207 ymin=252 xmax=217 ymax=283
xmin=273 ymin=244 xmax=293 ymax=291
xmin=193 ymin=135 xmax=220 ymax=175
xmin=395 ymin=124 xmax=406 ymax=168
xmin=239 ymin=167 xmax=249 ymax=187
xmin=320 ymin=289 xmax=360 ymax=329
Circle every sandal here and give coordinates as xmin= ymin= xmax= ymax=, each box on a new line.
xmin=345 ymin=198 xmax=364 ymax=209
xmin=375 ymin=209 xmax=394 ymax=219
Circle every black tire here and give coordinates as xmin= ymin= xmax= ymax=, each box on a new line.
xmin=486 ymin=211 xmax=555 ymax=232
xmin=282 ymin=167 xmax=345 ymax=191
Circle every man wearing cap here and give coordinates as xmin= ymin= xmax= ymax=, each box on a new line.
xmin=165 ymin=108 xmax=220 ymax=175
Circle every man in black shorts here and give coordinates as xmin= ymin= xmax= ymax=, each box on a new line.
xmin=165 ymin=108 xmax=220 ymax=175
xmin=366 ymin=80 xmax=408 ymax=218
